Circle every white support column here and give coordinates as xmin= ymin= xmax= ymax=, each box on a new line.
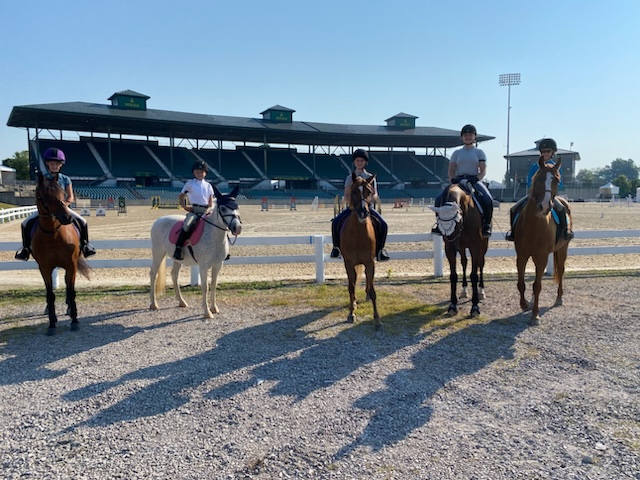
xmin=433 ymin=235 xmax=444 ymax=277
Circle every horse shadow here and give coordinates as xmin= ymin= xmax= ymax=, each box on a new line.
xmin=334 ymin=313 xmax=528 ymax=458
xmin=62 ymin=308 xmax=335 ymax=430
xmin=0 ymin=309 xmax=146 ymax=386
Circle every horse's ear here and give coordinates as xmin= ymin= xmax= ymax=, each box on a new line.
xmin=230 ymin=185 xmax=240 ymax=198
xmin=538 ymin=155 xmax=546 ymax=169
xmin=554 ymin=156 xmax=563 ymax=170
xmin=351 ymin=172 xmax=357 ymax=183
xmin=213 ymin=184 xmax=222 ymax=199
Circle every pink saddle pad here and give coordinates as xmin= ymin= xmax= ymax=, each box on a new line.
xmin=169 ymin=217 xmax=207 ymax=246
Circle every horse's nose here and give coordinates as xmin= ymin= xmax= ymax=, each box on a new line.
xmin=232 ymin=222 xmax=242 ymax=235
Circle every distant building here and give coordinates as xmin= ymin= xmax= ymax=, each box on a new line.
xmin=505 ymin=139 xmax=580 ymax=187
xmin=0 ymin=164 xmax=16 ymax=185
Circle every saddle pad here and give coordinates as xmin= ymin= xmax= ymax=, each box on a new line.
xmin=169 ymin=217 xmax=207 ymax=246
xmin=31 ymin=220 xmax=80 ymax=239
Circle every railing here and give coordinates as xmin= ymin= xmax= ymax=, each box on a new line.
xmin=1 ymin=231 xmax=639 ymax=289
xmin=0 ymin=206 xmax=38 ymax=224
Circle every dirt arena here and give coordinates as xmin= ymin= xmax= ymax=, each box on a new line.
xmin=0 ymin=200 xmax=639 ymax=290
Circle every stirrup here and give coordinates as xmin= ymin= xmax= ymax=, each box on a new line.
xmin=377 ymin=249 xmax=390 ymax=262
xmin=482 ymin=225 xmax=492 ymax=238
xmin=15 ymin=247 xmax=30 ymax=261
xmin=330 ymin=247 xmax=341 ymax=258
xmin=83 ymin=244 xmax=96 ymax=257
xmin=505 ymin=231 xmax=515 ymax=242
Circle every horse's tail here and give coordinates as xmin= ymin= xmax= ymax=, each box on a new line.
xmin=78 ymin=257 xmax=91 ymax=280
xmin=155 ymin=257 xmax=167 ymax=296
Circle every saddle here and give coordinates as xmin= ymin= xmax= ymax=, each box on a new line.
xmin=513 ymin=198 xmax=568 ymax=242
xmin=169 ymin=215 xmax=208 ymax=246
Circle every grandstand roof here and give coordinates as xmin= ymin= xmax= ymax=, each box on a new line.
xmin=7 ymin=98 xmax=495 ymax=149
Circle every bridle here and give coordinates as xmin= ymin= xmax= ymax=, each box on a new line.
xmin=349 ymin=182 xmax=373 ymax=223
xmin=36 ymin=184 xmax=72 ymax=233
xmin=198 ymin=197 xmax=242 ymax=244
xmin=531 ymin=169 xmax=559 ymax=213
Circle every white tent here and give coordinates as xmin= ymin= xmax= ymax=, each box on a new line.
xmin=599 ymin=182 xmax=619 ymax=199
xmin=0 ymin=164 xmax=16 ymax=185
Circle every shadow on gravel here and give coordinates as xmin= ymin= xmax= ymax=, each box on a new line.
xmin=334 ymin=313 xmax=528 ymax=459
xmin=0 ymin=309 xmax=145 ymax=386
xmin=62 ymin=308 xmax=334 ymax=430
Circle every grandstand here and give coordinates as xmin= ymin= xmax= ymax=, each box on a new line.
xmin=7 ymin=90 xmax=496 ymax=201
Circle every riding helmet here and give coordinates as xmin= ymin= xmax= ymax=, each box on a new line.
xmin=43 ymin=147 xmax=66 ymax=164
xmin=352 ymin=149 xmax=369 ymax=162
xmin=460 ymin=124 xmax=477 ymax=136
xmin=538 ymin=138 xmax=557 ymax=152
xmin=191 ymin=160 xmax=208 ymax=172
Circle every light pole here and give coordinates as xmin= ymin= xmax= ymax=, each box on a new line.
xmin=499 ymin=73 xmax=521 ymax=193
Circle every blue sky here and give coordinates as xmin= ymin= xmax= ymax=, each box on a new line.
xmin=1 ymin=0 xmax=638 ymax=182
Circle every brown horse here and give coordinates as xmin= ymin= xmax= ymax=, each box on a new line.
xmin=338 ymin=173 xmax=381 ymax=330
xmin=514 ymin=157 xmax=572 ymax=325
xmin=430 ymin=182 xmax=488 ymax=316
xmin=31 ymin=173 xmax=90 ymax=335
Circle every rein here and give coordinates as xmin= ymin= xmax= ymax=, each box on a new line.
xmin=197 ymin=201 xmax=241 ymax=245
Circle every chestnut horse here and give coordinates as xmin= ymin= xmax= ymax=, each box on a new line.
xmin=338 ymin=173 xmax=381 ymax=330
xmin=31 ymin=173 xmax=90 ymax=335
xmin=514 ymin=157 xmax=572 ymax=325
xmin=430 ymin=182 xmax=488 ymax=316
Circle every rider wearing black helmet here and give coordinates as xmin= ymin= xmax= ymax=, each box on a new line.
xmin=15 ymin=147 xmax=96 ymax=260
xmin=173 ymin=160 xmax=215 ymax=260
xmin=329 ymin=149 xmax=390 ymax=262
xmin=432 ymin=124 xmax=494 ymax=238
xmin=505 ymin=138 xmax=574 ymax=242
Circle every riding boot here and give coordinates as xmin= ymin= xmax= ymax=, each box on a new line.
xmin=374 ymin=217 xmax=390 ymax=261
xmin=482 ymin=202 xmax=493 ymax=238
xmin=554 ymin=199 xmax=574 ymax=241
xmin=78 ymin=221 xmax=96 ymax=257
xmin=173 ymin=229 xmax=189 ymax=260
xmin=15 ymin=221 xmax=33 ymax=261
xmin=330 ymin=217 xmax=341 ymax=258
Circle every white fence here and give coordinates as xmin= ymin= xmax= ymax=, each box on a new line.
xmin=0 ymin=206 xmax=38 ymax=224
xmin=1 ymin=231 xmax=639 ymax=289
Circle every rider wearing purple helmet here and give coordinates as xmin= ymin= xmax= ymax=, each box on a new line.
xmin=15 ymin=148 xmax=96 ymax=260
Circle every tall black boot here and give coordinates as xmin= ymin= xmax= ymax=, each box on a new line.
xmin=330 ymin=217 xmax=341 ymax=258
xmin=482 ymin=202 xmax=493 ymax=238
xmin=173 ymin=229 xmax=189 ymax=260
xmin=15 ymin=221 xmax=34 ymax=260
xmin=78 ymin=221 xmax=96 ymax=257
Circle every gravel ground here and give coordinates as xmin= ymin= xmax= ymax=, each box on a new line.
xmin=1 ymin=202 xmax=639 ymax=478
xmin=1 ymin=273 xmax=639 ymax=479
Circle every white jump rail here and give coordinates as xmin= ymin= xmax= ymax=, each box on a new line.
xmin=1 ymin=230 xmax=639 ymax=289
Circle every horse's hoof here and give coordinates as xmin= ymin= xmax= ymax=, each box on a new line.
xmin=150 ymin=304 xmax=159 ymax=311
xmin=347 ymin=315 xmax=355 ymax=324
xmin=480 ymin=291 xmax=486 ymax=300
xmin=70 ymin=323 xmax=80 ymax=331
xmin=470 ymin=306 xmax=480 ymax=317
xmin=179 ymin=302 xmax=188 ymax=308
xmin=530 ymin=316 xmax=541 ymax=326
xmin=447 ymin=305 xmax=458 ymax=316
xmin=460 ymin=290 xmax=468 ymax=299
xmin=47 ymin=328 xmax=57 ymax=336
xmin=554 ymin=298 xmax=563 ymax=307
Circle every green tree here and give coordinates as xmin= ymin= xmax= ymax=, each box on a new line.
xmin=609 ymin=158 xmax=638 ymax=182
xmin=2 ymin=150 xmax=30 ymax=180
xmin=613 ymin=174 xmax=632 ymax=198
